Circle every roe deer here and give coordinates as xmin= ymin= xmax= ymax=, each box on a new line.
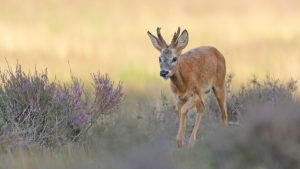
xmin=147 ymin=27 xmax=227 ymax=148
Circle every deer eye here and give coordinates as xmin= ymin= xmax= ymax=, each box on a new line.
xmin=172 ymin=57 xmax=177 ymax=62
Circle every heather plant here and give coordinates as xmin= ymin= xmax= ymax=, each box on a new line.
xmin=0 ymin=64 xmax=123 ymax=148
xmin=91 ymin=73 xmax=123 ymax=119
xmin=204 ymin=74 xmax=297 ymax=124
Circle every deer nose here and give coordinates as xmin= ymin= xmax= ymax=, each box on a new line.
xmin=160 ymin=70 xmax=168 ymax=77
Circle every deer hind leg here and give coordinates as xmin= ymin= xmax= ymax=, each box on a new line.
xmin=188 ymin=98 xmax=205 ymax=147
xmin=176 ymin=95 xmax=197 ymax=148
xmin=212 ymin=85 xmax=228 ymax=126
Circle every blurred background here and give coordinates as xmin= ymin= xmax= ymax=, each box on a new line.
xmin=0 ymin=0 xmax=299 ymax=91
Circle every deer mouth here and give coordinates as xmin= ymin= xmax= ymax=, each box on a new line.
xmin=162 ymin=71 xmax=173 ymax=80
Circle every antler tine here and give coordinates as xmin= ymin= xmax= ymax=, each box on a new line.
xmin=156 ymin=27 xmax=167 ymax=48
xmin=170 ymin=27 xmax=181 ymax=48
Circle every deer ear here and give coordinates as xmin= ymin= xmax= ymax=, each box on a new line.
xmin=176 ymin=30 xmax=188 ymax=50
xmin=147 ymin=31 xmax=162 ymax=51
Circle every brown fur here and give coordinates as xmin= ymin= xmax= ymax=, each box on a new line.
xmin=147 ymin=27 xmax=227 ymax=148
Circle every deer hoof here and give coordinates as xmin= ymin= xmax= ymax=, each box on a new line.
xmin=188 ymin=138 xmax=195 ymax=148
xmin=176 ymin=138 xmax=184 ymax=148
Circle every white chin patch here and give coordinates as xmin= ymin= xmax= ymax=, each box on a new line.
xmin=163 ymin=77 xmax=169 ymax=80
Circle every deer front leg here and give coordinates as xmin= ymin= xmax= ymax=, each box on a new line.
xmin=188 ymin=99 xmax=205 ymax=147
xmin=176 ymin=95 xmax=198 ymax=148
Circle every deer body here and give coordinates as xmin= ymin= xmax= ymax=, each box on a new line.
xmin=147 ymin=27 xmax=227 ymax=148
xmin=170 ymin=46 xmax=225 ymax=96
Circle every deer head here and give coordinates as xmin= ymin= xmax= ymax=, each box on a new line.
xmin=147 ymin=27 xmax=189 ymax=80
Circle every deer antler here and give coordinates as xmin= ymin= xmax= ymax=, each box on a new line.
xmin=156 ymin=27 xmax=167 ymax=48
xmin=170 ymin=27 xmax=181 ymax=48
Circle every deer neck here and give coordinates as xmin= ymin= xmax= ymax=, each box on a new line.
xmin=170 ymin=61 xmax=186 ymax=93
